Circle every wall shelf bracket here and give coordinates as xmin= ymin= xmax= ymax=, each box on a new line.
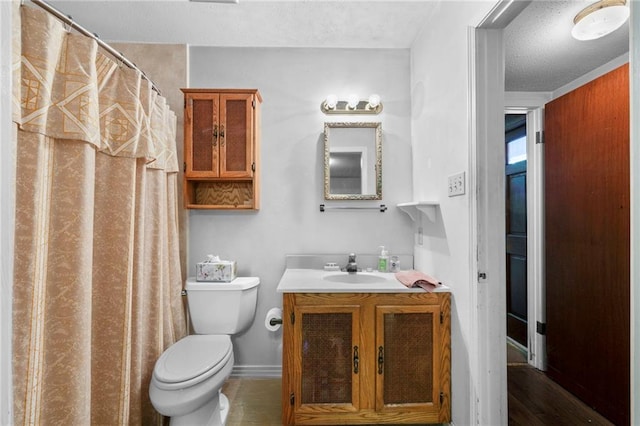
xmin=397 ymin=201 xmax=439 ymax=222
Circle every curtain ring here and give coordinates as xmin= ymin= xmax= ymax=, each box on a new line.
xmin=64 ymin=14 xmax=73 ymax=33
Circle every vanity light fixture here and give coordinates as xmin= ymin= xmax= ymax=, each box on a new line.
xmin=571 ymin=0 xmax=629 ymax=41
xmin=321 ymin=93 xmax=383 ymax=114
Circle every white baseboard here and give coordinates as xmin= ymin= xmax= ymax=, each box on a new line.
xmin=231 ymin=365 xmax=282 ymax=378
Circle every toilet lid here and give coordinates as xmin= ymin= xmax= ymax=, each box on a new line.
xmin=153 ymin=335 xmax=232 ymax=385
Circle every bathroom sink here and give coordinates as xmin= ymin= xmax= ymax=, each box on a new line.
xmin=277 ymin=267 xmax=449 ymax=293
xmin=323 ymin=273 xmax=387 ymax=284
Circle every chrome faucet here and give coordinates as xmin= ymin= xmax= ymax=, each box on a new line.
xmin=345 ymin=253 xmax=358 ymax=274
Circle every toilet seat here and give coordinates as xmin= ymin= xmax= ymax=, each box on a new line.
xmin=152 ymin=335 xmax=232 ymax=391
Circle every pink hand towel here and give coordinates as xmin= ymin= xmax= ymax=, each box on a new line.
xmin=395 ymin=270 xmax=441 ymax=292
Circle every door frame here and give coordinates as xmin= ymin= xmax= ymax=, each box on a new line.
xmin=474 ymin=1 xmax=639 ymax=424
xmin=505 ymin=104 xmax=546 ymax=371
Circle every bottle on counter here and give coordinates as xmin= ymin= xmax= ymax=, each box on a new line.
xmin=378 ymin=246 xmax=389 ymax=272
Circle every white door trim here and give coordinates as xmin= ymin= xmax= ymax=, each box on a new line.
xmin=469 ymin=26 xmax=508 ymax=426
xmin=525 ymin=107 xmax=546 ymax=371
xmin=504 ymin=105 xmax=546 ymax=371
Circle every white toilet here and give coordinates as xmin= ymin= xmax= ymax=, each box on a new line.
xmin=149 ymin=277 xmax=260 ymax=425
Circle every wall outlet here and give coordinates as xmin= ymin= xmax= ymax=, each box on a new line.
xmin=448 ymin=172 xmax=465 ymax=197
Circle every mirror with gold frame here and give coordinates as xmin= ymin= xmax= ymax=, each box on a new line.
xmin=324 ymin=122 xmax=382 ymax=200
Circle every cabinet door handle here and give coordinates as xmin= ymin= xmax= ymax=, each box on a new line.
xmin=220 ymin=124 xmax=225 ymax=146
xmin=377 ymin=346 xmax=384 ymax=375
xmin=212 ymin=125 xmax=218 ymax=147
xmin=353 ymin=346 xmax=359 ymax=374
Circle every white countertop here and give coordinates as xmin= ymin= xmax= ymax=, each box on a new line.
xmin=276 ymin=268 xmax=450 ymax=293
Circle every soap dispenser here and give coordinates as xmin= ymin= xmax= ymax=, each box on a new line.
xmin=378 ymin=246 xmax=389 ymax=272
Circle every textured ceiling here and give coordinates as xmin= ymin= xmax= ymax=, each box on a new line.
xmin=504 ymin=0 xmax=629 ymax=92
xmin=46 ymin=0 xmax=630 ymax=92
xmin=48 ymin=0 xmax=439 ymax=49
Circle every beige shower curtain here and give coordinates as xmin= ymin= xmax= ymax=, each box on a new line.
xmin=12 ymin=6 xmax=187 ymax=425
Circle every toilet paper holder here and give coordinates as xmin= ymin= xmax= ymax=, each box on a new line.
xmin=265 ymin=307 xmax=283 ymax=332
xmin=269 ymin=317 xmax=283 ymax=326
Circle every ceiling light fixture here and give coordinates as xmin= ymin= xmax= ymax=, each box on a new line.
xmin=571 ymin=0 xmax=629 ymax=41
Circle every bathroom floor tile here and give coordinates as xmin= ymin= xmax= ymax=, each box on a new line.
xmin=224 ymin=378 xmax=282 ymax=426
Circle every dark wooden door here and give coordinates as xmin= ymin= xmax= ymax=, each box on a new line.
xmin=505 ymin=114 xmax=528 ymax=347
xmin=506 ymin=160 xmax=527 ymax=346
xmin=544 ymin=64 xmax=629 ymax=426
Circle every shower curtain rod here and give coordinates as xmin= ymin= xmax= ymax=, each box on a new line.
xmin=29 ymin=0 xmax=162 ymax=95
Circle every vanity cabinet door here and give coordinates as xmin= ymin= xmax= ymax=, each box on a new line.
xmin=293 ymin=305 xmax=361 ymax=413
xmin=375 ymin=304 xmax=450 ymax=423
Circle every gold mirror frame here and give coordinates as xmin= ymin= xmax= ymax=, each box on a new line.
xmin=324 ymin=122 xmax=382 ymax=200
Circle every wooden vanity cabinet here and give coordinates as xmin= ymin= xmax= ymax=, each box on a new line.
xmin=282 ymin=292 xmax=451 ymax=425
xmin=182 ymin=88 xmax=261 ymax=209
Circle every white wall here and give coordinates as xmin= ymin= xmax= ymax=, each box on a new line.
xmin=188 ymin=47 xmax=415 ymax=372
xmin=410 ymin=2 xmax=499 ymax=425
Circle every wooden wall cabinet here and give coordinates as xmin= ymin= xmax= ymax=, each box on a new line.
xmin=282 ymin=292 xmax=451 ymax=425
xmin=182 ymin=88 xmax=262 ymax=209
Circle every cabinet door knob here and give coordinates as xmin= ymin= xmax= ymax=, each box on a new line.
xmin=377 ymin=346 xmax=384 ymax=375
xmin=220 ymin=124 xmax=225 ymax=146
xmin=212 ymin=125 xmax=218 ymax=147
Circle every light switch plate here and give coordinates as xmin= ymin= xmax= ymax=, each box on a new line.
xmin=448 ymin=172 xmax=465 ymax=197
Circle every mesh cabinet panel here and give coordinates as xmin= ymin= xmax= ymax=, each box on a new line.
xmin=383 ymin=312 xmax=434 ymax=404
xmin=192 ymin=99 xmax=214 ymax=172
xmin=301 ymin=313 xmax=352 ymax=404
xmin=224 ymin=99 xmax=248 ymax=172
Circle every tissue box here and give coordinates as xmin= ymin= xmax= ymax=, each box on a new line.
xmin=196 ymin=260 xmax=237 ymax=282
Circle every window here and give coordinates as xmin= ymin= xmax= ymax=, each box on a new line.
xmin=505 ymin=114 xmax=527 ymax=165
xmin=507 ymin=135 xmax=527 ymax=164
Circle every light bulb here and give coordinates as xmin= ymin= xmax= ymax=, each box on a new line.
xmin=347 ymin=94 xmax=359 ymax=109
xmin=325 ymin=94 xmax=338 ymax=109
xmin=368 ymin=94 xmax=381 ymax=108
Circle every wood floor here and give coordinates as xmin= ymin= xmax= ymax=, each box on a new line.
xmin=508 ymin=365 xmax=612 ymax=426
xmin=222 ymin=358 xmax=614 ymax=425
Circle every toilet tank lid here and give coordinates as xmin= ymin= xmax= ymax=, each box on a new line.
xmin=186 ymin=277 xmax=260 ymax=291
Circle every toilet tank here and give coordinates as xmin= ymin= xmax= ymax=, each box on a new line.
xmin=185 ymin=277 xmax=260 ymax=334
